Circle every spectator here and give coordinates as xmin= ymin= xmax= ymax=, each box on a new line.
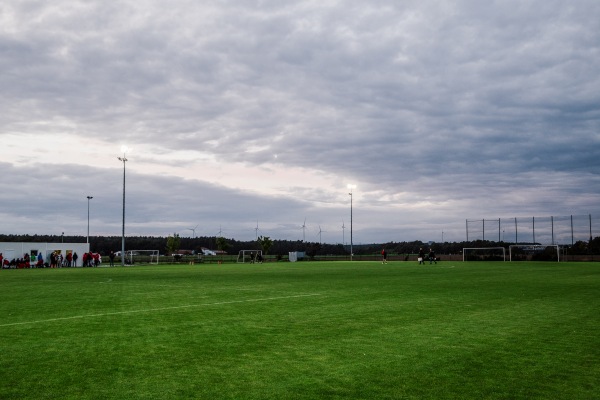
xmin=418 ymin=248 xmax=426 ymax=265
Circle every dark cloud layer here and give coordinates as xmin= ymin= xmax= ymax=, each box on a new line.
xmin=1 ymin=1 xmax=599 ymax=244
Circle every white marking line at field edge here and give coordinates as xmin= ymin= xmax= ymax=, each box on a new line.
xmin=0 ymin=293 xmax=322 ymax=327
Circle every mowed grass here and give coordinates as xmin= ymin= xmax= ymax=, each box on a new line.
xmin=1 ymin=261 xmax=598 ymax=399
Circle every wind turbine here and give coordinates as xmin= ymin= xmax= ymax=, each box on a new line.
xmin=302 ymin=218 xmax=307 ymax=242
xmin=342 ymin=220 xmax=346 ymax=246
xmin=187 ymin=224 xmax=198 ymax=238
xmin=255 ymin=221 xmax=259 ymax=240
xmin=317 ymin=225 xmax=326 ymax=244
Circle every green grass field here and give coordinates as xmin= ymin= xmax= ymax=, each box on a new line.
xmin=1 ymin=261 xmax=598 ymax=399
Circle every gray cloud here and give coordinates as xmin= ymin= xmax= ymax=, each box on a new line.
xmin=1 ymin=0 xmax=599 ymax=244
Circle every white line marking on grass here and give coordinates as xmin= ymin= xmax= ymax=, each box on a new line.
xmin=100 ymin=281 xmax=193 ymax=289
xmin=0 ymin=293 xmax=322 ymax=327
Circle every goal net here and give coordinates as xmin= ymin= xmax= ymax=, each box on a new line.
xmin=509 ymin=245 xmax=560 ymax=262
xmin=236 ymin=250 xmax=263 ymax=263
xmin=126 ymin=250 xmax=160 ymax=265
xmin=463 ymin=247 xmax=506 ymax=262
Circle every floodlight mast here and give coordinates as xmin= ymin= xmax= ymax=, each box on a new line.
xmin=86 ymin=196 xmax=93 ymax=244
xmin=347 ymin=184 xmax=356 ymax=261
xmin=118 ymin=146 xmax=129 ymax=267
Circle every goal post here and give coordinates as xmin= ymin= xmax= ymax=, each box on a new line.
xmin=236 ymin=250 xmax=262 ymax=263
xmin=463 ymin=247 xmax=506 ymax=262
xmin=126 ymin=250 xmax=160 ymax=265
xmin=509 ymin=245 xmax=560 ymax=262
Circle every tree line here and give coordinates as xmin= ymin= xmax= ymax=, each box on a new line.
xmin=1 ymin=234 xmax=598 ymax=256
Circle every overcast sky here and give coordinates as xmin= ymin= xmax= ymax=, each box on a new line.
xmin=2 ymin=0 xmax=599 ymax=245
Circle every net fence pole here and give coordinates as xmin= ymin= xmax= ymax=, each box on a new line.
xmin=498 ymin=219 xmax=501 ymax=242
xmin=551 ymin=216 xmax=554 ymax=245
xmin=571 ymin=215 xmax=574 ymax=246
xmin=483 ymin=219 xmax=485 ymax=241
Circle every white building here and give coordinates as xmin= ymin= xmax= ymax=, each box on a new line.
xmin=0 ymin=242 xmax=90 ymax=267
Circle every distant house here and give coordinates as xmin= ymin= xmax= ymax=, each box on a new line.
xmin=170 ymin=248 xmax=225 ymax=257
xmin=201 ymin=248 xmax=216 ymax=256
xmin=201 ymin=247 xmax=226 ymax=256
xmin=172 ymin=249 xmax=194 ymax=256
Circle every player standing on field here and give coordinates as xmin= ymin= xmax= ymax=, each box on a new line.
xmin=429 ymin=248 xmax=437 ymax=264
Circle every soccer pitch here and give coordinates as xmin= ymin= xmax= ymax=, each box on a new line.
xmin=1 ymin=261 xmax=598 ymax=399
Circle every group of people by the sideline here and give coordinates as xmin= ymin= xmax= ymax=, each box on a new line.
xmin=1 ymin=253 xmax=31 ymax=269
xmin=81 ymin=251 xmax=102 ymax=267
xmin=1 ymin=251 xmax=103 ymax=269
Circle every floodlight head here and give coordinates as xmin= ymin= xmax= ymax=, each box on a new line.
xmin=87 ymin=196 xmax=93 ymax=200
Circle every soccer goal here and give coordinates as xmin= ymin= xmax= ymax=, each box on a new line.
xmin=509 ymin=245 xmax=560 ymax=262
xmin=126 ymin=250 xmax=160 ymax=265
xmin=463 ymin=247 xmax=506 ymax=262
xmin=236 ymin=250 xmax=262 ymax=263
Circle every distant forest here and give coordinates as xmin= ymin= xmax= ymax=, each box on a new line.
xmin=1 ymin=234 xmax=598 ymax=256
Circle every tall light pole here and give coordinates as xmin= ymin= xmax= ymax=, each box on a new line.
xmin=347 ymin=184 xmax=356 ymax=261
xmin=118 ymin=146 xmax=129 ymax=266
xmin=87 ymin=196 xmax=93 ymax=244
